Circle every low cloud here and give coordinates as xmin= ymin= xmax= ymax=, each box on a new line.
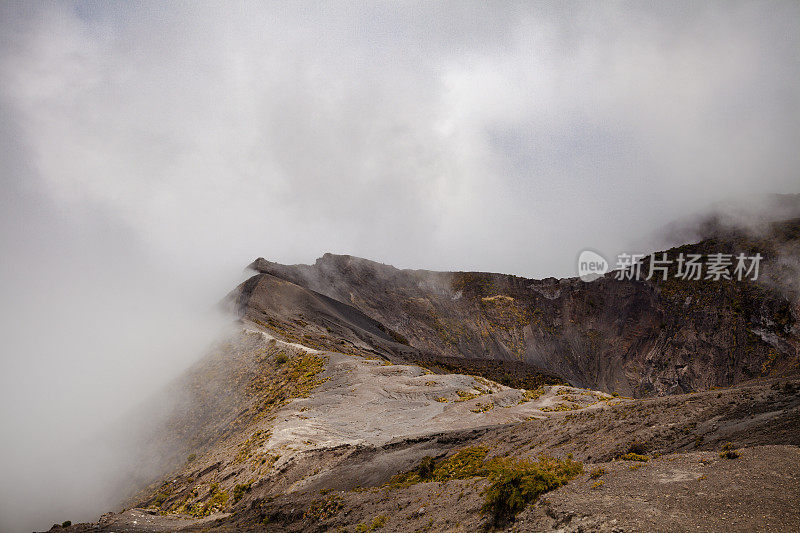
xmin=1 ymin=1 xmax=798 ymax=530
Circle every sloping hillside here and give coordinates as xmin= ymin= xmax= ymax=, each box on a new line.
xmin=242 ymin=219 xmax=800 ymax=397
xmin=45 ymin=219 xmax=800 ymax=533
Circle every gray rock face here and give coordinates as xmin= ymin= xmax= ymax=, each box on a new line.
xmin=239 ymin=220 xmax=800 ymax=397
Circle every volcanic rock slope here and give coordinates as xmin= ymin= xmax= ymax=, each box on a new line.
xmin=59 ymin=336 xmax=800 ymax=533
xmin=242 ymin=218 xmax=800 ymax=397
xmin=50 ymin=219 xmax=800 ymax=533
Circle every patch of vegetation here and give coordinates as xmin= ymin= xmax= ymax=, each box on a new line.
xmin=61 ymin=521 xmax=71 ymax=528
xmin=471 ymin=402 xmax=494 ymax=413
xmin=151 ymin=483 xmax=172 ymax=508
xmin=589 ymin=467 xmax=606 ymax=479
xmin=519 ymin=386 xmax=545 ymax=403
xmin=541 ymin=402 xmax=580 ymax=412
xmin=356 ymin=514 xmax=388 ymax=531
xmin=387 ymin=447 xmax=490 ymax=487
xmin=235 ymin=430 xmax=270 ymax=463
xmin=187 ymin=483 xmax=230 ymax=517
xmin=435 ymin=397 xmax=449 ymax=403
xmin=208 ymin=486 xmax=229 ymax=510
xmin=275 ymin=352 xmax=288 ymax=364
xmin=619 ymin=453 xmax=649 ymax=462
xmin=387 ymin=446 xmax=582 ymax=525
xmin=289 ymin=352 xmax=330 ymax=396
xmin=232 ymin=482 xmax=252 ymax=503
xmin=259 ymin=453 xmax=279 ymax=468
xmin=482 ymin=295 xmax=516 ymax=303
xmin=454 ymin=389 xmax=481 ymax=402
xmin=248 ymin=349 xmax=330 ymax=418
xmin=474 ymin=376 xmax=497 ymax=390
xmin=186 ymin=453 xmax=196 ymax=463
xmin=304 ymin=495 xmax=344 ymax=521
xmin=415 ymin=456 xmax=436 ymax=479
xmin=627 ymin=441 xmax=648 ymax=455
xmin=480 ymin=455 xmax=584 ymax=525
xmin=167 ymin=496 xmax=190 ymax=515
xmin=590 ymin=480 xmax=605 ymax=489
xmin=719 ymin=442 xmax=740 ymax=459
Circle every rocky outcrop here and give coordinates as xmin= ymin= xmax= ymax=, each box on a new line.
xmin=239 ymin=220 xmax=800 ymax=397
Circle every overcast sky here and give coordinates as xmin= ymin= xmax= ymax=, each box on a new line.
xmin=1 ymin=1 xmax=799 ymax=530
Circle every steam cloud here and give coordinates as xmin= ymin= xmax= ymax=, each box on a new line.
xmin=1 ymin=1 xmax=799 ymax=531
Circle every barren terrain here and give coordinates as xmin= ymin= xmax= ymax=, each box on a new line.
xmin=43 ymin=221 xmax=800 ymax=532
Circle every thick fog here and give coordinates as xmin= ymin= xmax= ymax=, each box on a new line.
xmin=1 ymin=1 xmax=799 ymax=531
